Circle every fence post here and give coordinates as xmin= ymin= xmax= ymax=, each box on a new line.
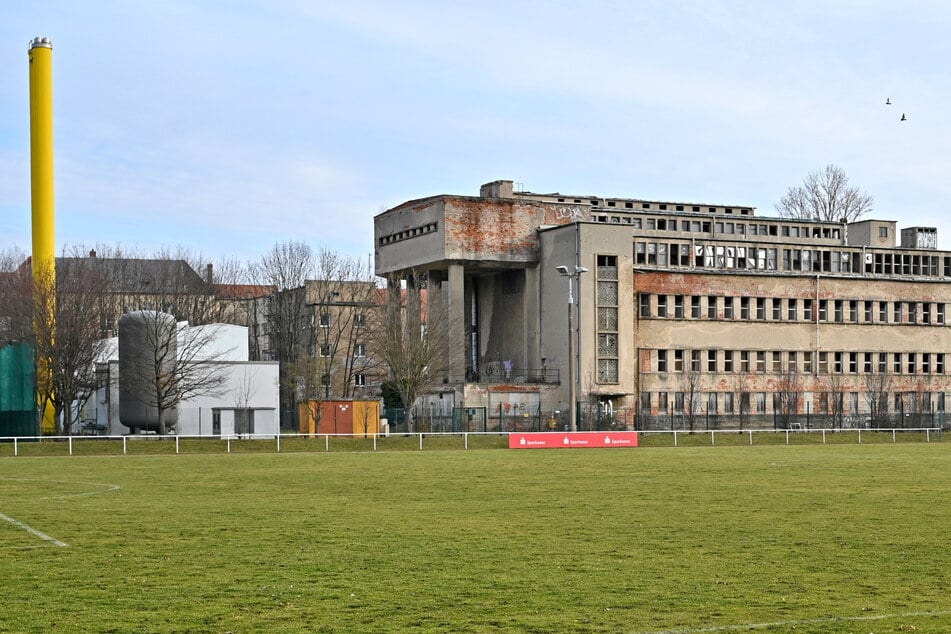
xmin=673 ymin=430 xmax=678 ymax=447
xmin=325 ymin=434 xmax=329 ymax=452
xmin=822 ymin=429 xmax=826 ymax=444
xmin=276 ymin=434 xmax=281 ymax=453
xmin=68 ymin=436 xmax=73 ymax=456
xmin=14 ymin=438 xmax=17 ymax=456
xmin=464 ymin=432 xmax=469 ymax=450
xmin=749 ymin=430 xmax=753 ymax=446
xmin=123 ymin=436 xmax=127 ymax=454
xmin=175 ymin=435 xmax=180 ymax=454
xmin=893 ymin=429 xmax=897 ymax=443
xmin=785 ymin=429 xmax=789 ymax=445
xmin=419 ymin=433 xmax=423 ymax=450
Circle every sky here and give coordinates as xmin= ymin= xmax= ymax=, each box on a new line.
xmin=3 ymin=1 xmax=951 ymax=269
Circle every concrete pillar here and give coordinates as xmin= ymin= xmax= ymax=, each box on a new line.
xmin=524 ymin=266 xmax=540 ymax=374
xmin=448 ymin=264 xmax=465 ymax=383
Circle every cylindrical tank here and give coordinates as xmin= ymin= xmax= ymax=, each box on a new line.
xmin=118 ymin=311 xmax=178 ymax=433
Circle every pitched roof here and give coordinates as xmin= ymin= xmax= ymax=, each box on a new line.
xmin=53 ymin=257 xmax=210 ymax=294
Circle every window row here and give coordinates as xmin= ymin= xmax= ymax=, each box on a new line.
xmin=634 ymin=241 xmax=949 ymax=278
xmin=378 ymin=222 xmax=439 ymax=246
xmin=640 ymin=390 xmax=947 ymax=415
xmin=316 ymin=343 xmax=367 ymax=358
xmin=652 ymin=349 xmax=948 ymax=375
xmin=593 ymin=214 xmax=831 ymax=236
xmin=314 ymin=372 xmax=370 ymax=387
xmin=639 ymin=294 xmax=947 ymax=325
xmin=317 ymin=312 xmax=367 ymax=328
xmin=568 ymin=197 xmax=754 ymax=215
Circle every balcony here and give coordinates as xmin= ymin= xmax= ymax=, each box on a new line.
xmin=477 ymin=366 xmax=560 ymax=385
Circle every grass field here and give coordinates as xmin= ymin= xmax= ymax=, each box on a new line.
xmin=1 ymin=444 xmax=950 ymax=632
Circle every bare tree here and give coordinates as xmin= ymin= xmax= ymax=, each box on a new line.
xmin=231 ymin=366 xmax=258 ymax=435
xmin=911 ymin=379 xmax=930 ymax=428
xmin=775 ymin=365 xmax=802 ymax=429
xmin=0 ymin=248 xmax=114 ymax=434
xmin=0 ymin=247 xmax=33 ymax=344
xmin=683 ymin=363 xmax=703 ymax=431
xmin=36 ymin=255 xmax=112 ymax=434
xmin=284 ymin=354 xmax=328 ymax=432
xmin=308 ymin=251 xmax=382 ymax=400
xmin=863 ymin=366 xmax=893 ymax=428
xmin=250 ymin=241 xmax=316 ymax=426
xmin=140 ymin=246 xmax=221 ymax=326
xmin=370 ymin=273 xmax=452 ymax=433
xmin=775 ymin=164 xmax=873 ymax=222
xmin=825 ymin=372 xmax=845 ymax=429
xmin=730 ymin=373 xmax=751 ymax=430
xmin=262 ymin=249 xmax=382 ymax=429
xmin=738 ymin=391 xmax=751 ymax=430
xmin=119 ymin=311 xmax=229 ymax=435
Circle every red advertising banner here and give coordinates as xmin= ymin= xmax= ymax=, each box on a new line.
xmin=508 ymin=431 xmax=639 ymax=449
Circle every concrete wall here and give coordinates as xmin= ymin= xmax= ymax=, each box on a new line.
xmin=374 ymin=194 xmax=591 ymax=276
xmin=848 ymin=219 xmax=897 ymax=247
xmin=374 ymin=197 xmax=448 ymax=276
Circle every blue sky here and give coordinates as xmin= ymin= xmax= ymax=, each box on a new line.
xmin=3 ymin=1 xmax=951 ymax=265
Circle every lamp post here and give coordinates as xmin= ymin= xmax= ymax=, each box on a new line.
xmin=556 ymin=265 xmax=588 ymax=431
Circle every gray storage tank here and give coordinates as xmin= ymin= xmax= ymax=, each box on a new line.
xmin=118 ymin=311 xmax=178 ymax=434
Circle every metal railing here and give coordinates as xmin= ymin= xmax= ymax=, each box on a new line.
xmin=0 ymin=427 xmax=942 ymax=457
xmin=478 ymin=367 xmax=559 ymax=384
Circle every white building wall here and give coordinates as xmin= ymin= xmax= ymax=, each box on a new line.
xmin=176 ymin=362 xmax=279 ymax=436
xmin=183 ymin=323 xmax=249 ymax=361
xmin=90 ymin=322 xmax=278 ymax=436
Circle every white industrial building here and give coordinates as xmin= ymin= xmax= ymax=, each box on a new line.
xmin=86 ymin=322 xmax=279 ymax=436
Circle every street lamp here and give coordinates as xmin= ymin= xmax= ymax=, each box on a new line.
xmin=556 ymin=265 xmax=588 ymax=431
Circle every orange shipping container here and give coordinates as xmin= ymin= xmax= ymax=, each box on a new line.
xmin=298 ymin=400 xmax=380 ymax=436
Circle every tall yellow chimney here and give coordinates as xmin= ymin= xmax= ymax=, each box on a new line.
xmin=29 ymin=37 xmax=55 ymax=274
xmin=29 ymin=36 xmax=56 ymax=433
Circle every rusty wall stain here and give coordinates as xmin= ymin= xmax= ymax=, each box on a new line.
xmin=443 ymin=198 xmax=588 ymax=259
xmin=634 ymin=271 xmax=948 ymax=301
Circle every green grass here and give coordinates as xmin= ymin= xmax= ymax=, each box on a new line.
xmin=1 ymin=445 xmax=950 ymax=632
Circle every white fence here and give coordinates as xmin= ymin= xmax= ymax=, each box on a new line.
xmin=641 ymin=426 xmax=944 ymax=446
xmin=0 ymin=427 xmax=944 ymax=457
xmin=0 ymin=432 xmax=504 ymax=456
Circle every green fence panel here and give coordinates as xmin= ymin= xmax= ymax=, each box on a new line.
xmin=0 ymin=342 xmax=37 ymax=437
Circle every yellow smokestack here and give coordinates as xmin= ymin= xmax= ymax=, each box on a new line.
xmin=29 ymin=36 xmax=56 ymax=433
xmin=29 ymin=37 xmax=55 ymax=273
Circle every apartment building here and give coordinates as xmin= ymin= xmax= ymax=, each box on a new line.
xmin=246 ymin=279 xmax=385 ymax=427
xmin=374 ymin=180 xmax=951 ymax=429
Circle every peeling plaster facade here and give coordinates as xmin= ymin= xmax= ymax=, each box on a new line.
xmin=375 ymin=180 xmax=950 ymax=430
